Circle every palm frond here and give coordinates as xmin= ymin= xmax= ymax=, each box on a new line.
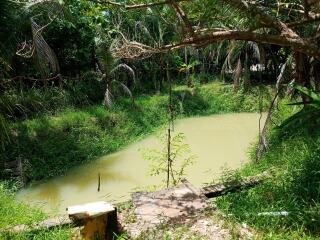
xmin=31 ymin=18 xmax=60 ymax=77
xmin=110 ymin=63 xmax=135 ymax=83
xmin=113 ymin=80 xmax=133 ymax=99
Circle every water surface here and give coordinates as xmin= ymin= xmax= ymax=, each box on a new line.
xmin=17 ymin=113 xmax=263 ymax=213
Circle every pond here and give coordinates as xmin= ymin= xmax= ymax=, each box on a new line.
xmin=17 ymin=113 xmax=264 ymax=214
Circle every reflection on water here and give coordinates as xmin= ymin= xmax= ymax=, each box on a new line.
xmin=17 ymin=113 xmax=264 ymax=213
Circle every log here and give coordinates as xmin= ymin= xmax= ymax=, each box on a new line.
xmin=201 ymin=171 xmax=270 ymax=198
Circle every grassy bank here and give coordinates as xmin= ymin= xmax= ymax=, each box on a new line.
xmin=1 ymin=82 xmax=271 ymax=183
xmin=0 ymin=183 xmax=72 ymax=239
xmin=216 ymin=101 xmax=320 ymax=239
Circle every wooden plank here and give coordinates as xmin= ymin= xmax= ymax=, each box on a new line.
xmin=201 ymin=171 xmax=270 ymax=198
xmin=2 ymin=217 xmax=72 ymax=234
xmin=181 ymin=178 xmax=207 ymax=199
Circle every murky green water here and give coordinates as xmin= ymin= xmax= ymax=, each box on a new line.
xmin=17 ymin=113 xmax=263 ymax=213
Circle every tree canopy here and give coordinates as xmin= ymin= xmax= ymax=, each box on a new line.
xmin=93 ymin=0 xmax=320 ymax=61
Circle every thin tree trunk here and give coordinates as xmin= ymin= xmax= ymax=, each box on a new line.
xmin=256 ymin=60 xmax=288 ymax=161
xmin=243 ymin=52 xmax=251 ymax=91
xmin=256 ymin=91 xmax=279 ymax=162
xmin=167 ymin=58 xmax=173 ymax=188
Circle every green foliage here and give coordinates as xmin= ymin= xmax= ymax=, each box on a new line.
xmin=0 ymin=0 xmax=27 ymax=76
xmin=178 ymin=59 xmax=201 ymax=74
xmin=67 ymin=72 xmax=105 ymax=105
xmin=0 ymin=74 xmax=105 ymax=120
xmin=141 ymin=131 xmax=195 ymax=187
xmin=279 ymin=85 xmax=320 ymax=130
xmin=2 ymin=228 xmax=72 ymax=240
xmin=0 ymin=114 xmax=10 ymax=151
xmin=38 ymin=0 xmax=102 ymax=75
xmin=0 ymin=182 xmax=72 ymax=239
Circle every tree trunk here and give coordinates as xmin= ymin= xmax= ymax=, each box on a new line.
xmin=295 ymin=52 xmax=311 ymax=105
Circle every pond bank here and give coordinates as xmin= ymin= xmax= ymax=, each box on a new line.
xmin=0 ymin=82 xmax=273 ymax=239
xmin=17 ymin=112 xmax=264 ymax=213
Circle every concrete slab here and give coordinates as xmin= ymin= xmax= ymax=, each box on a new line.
xmin=132 ymin=180 xmax=208 ymax=226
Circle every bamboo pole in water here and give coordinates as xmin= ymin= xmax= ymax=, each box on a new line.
xmin=97 ymin=172 xmax=101 ymax=192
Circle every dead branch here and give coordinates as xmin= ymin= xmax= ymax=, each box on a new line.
xmin=110 ymin=32 xmax=159 ymax=59
xmin=105 ymin=0 xmax=320 ymax=62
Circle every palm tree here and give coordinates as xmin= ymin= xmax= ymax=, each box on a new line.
xmin=96 ymin=35 xmax=135 ymax=108
xmin=221 ymin=40 xmax=262 ymax=92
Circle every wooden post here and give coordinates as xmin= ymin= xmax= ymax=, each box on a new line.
xmin=67 ymin=201 xmax=116 ymax=240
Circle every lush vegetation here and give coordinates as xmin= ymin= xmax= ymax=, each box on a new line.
xmin=1 ymin=0 xmax=320 ymax=239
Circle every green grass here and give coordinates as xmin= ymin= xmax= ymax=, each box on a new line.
xmin=0 ymin=183 xmax=72 ymax=239
xmin=216 ymin=100 xmax=320 ymax=239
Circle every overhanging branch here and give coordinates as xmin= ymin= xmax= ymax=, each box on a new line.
xmin=161 ymin=30 xmax=320 ymax=60
xmin=94 ymin=0 xmax=189 ymax=9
